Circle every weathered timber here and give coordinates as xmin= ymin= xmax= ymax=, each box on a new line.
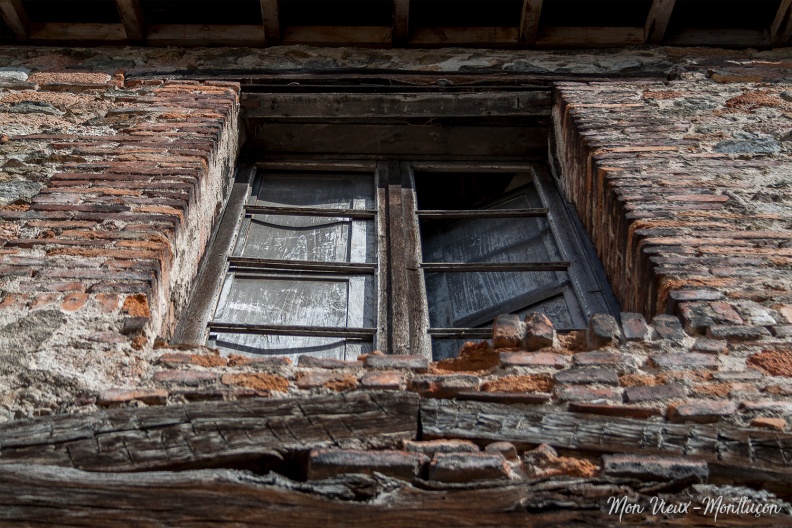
xmin=0 ymin=392 xmax=418 ymax=472
xmin=260 ymin=0 xmax=281 ymax=42
xmin=772 ymin=0 xmax=792 ymax=46
xmin=242 ymin=92 xmax=551 ymax=119
xmin=146 ymin=24 xmax=267 ymax=46
xmin=114 ymin=0 xmax=145 ymax=41
xmin=410 ymin=27 xmax=518 ymax=46
xmin=536 ymin=27 xmax=644 ymax=48
xmin=393 ymin=0 xmax=410 ymax=43
xmin=421 ymin=399 xmax=792 ymax=498
xmin=28 ymin=22 xmax=127 ymax=44
xmin=519 ymin=0 xmax=544 ymax=45
xmin=644 ymin=0 xmax=676 ymax=44
xmin=282 ymin=25 xmax=392 ymax=46
xmin=0 ymin=0 xmax=28 ymax=40
xmin=248 ymin=123 xmax=548 ymax=159
xmin=1 ymin=465 xmax=771 ymax=527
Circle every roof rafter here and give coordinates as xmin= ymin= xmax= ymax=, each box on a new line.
xmin=771 ymin=0 xmax=792 ymax=46
xmin=114 ymin=0 xmax=146 ymax=41
xmin=393 ymin=0 xmax=410 ymax=44
xmin=0 ymin=0 xmax=29 ymax=41
xmin=644 ymin=0 xmax=676 ymax=44
xmin=519 ymin=0 xmax=543 ymax=45
xmin=260 ymin=0 xmax=281 ymax=43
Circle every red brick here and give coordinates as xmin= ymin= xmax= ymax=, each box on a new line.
xmin=295 ymin=371 xmax=357 ymax=392
xmin=750 ymin=417 xmax=786 ymax=431
xmin=624 ymin=383 xmax=686 ymax=403
xmin=667 ymin=400 xmax=737 ymax=423
xmin=499 ymin=351 xmax=568 ymax=369
xmin=360 ymin=371 xmax=405 ymax=390
xmin=651 ymin=353 xmax=719 ymax=370
xmin=96 ymin=389 xmax=168 ymax=406
xmin=556 ymin=386 xmax=620 ymax=402
xmin=427 ymin=453 xmax=511 ymax=483
xmin=403 ymin=439 xmax=479 ymax=456
xmin=153 ymin=369 xmax=218 ymax=386
xmin=492 ymin=313 xmax=524 ymax=349
xmin=364 ymin=354 xmax=428 ymax=372
xmin=524 ymin=312 xmax=555 ymax=350
xmin=408 ymin=375 xmax=480 ymax=398
xmin=297 ymin=356 xmax=363 ymax=369
xmin=555 ymin=368 xmax=619 ymax=385
xmin=60 ymin=292 xmax=88 ymax=311
xmin=221 ymin=373 xmax=289 ymax=393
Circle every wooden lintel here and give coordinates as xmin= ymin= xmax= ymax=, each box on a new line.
xmin=771 ymin=0 xmax=792 ymax=46
xmin=28 ymin=23 xmax=127 ymax=44
xmin=664 ymin=28 xmax=771 ymax=48
xmin=644 ymin=0 xmax=676 ymax=44
xmin=0 ymin=0 xmax=29 ymax=41
xmin=393 ymin=0 xmax=410 ymax=43
xmin=146 ymin=24 xmax=267 ymax=47
xmin=519 ymin=0 xmax=543 ymax=45
xmin=242 ymin=92 xmax=552 ymax=119
xmin=409 ymin=27 xmax=518 ymax=47
xmin=114 ymin=0 xmax=146 ymax=41
xmin=282 ymin=26 xmax=392 ymax=46
xmin=260 ymin=0 xmax=281 ymax=43
xmin=535 ymin=26 xmax=644 ymax=48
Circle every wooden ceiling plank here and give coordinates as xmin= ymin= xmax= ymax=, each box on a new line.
xmin=644 ymin=0 xmax=676 ymax=44
xmin=0 ymin=0 xmax=29 ymax=41
xmin=282 ymin=26 xmax=392 ymax=46
xmin=260 ymin=0 xmax=281 ymax=43
xmin=536 ymin=27 xmax=644 ymax=48
xmin=519 ymin=0 xmax=544 ymax=45
xmin=771 ymin=0 xmax=792 ymax=46
xmin=147 ymin=24 xmax=267 ymax=46
xmin=409 ymin=27 xmax=519 ymax=46
xmin=114 ymin=0 xmax=146 ymax=41
xmin=393 ymin=0 xmax=410 ymax=44
xmin=29 ymin=22 xmax=127 ymax=44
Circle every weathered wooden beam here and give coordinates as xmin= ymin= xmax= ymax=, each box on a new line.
xmin=146 ymin=24 xmax=267 ymax=46
xmin=409 ymin=27 xmax=518 ymax=46
xmin=518 ymin=0 xmax=543 ymax=45
xmin=393 ymin=0 xmax=410 ymax=44
xmin=114 ymin=0 xmax=146 ymax=41
xmin=247 ymin=122 xmax=548 ymax=159
xmin=536 ymin=27 xmax=644 ymax=48
xmin=260 ymin=0 xmax=281 ymax=43
xmin=664 ymin=28 xmax=771 ymax=48
xmin=0 ymin=392 xmax=418 ymax=472
xmin=421 ymin=399 xmax=792 ymax=496
xmin=0 ymin=465 xmax=736 ymax=527
xmin=644 ymin=0 xmax=676 ymax=44
xmin=282 ymin=26 xmax=392 ymax=46
xmin=28 ymin=23 xmax=127 ymax=44
xmin=0 ymin=0 xmax=27 ymax=40
xmin=771 ymin=0 xmax=792 ymax=46
xmin=242 ymin=92 xmax=552 ymax=119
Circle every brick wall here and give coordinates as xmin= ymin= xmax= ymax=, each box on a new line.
xmin=0 ymin=72 xmax=239 ymax=418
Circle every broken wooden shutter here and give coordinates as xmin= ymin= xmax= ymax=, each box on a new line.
xmin=207 ymin=166 xmax=378 ymax=361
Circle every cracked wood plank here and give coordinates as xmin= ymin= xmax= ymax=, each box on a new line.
xmin=0 ymin=465 xmax=771 ymax=527
xmin=421 ymin=399 xmax=792 ymax=498
xmin=0 ymin=392 xmax=418 ymax=472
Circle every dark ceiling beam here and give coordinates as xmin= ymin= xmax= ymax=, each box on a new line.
xmin=393 ymin=0 xmax=410 ymax=44
xmin=114 ymin=0 xmax=146 ymax=41
xmin=644 ymin=0 xmax=676 ymax=44
xmin=771 ymin=0 xmax=792 ymax=46
xmin=260 ymin=0 xmax=281 ymax=43
xmin=518 ymin=0 xmax=543 ymax=45
xmin=0 ymin=0 xmax=29 ymax=41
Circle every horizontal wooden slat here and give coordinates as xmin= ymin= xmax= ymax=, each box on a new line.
xmin=410 ymin=26 xmax=518 ymax=46
xmin=245 ymin=205 xmax=376 ymax=219
xmin=242 ymin=92 xmax=552 ymax=119
xmin=28 ymin=22 xmax=127 ymax=43
xmin=665 ymin=28 xmax=771 ymax=48
xmin=422 ymin=262 xmax=569 ymax=272
xmin=0 ymin=392 xmax=417 ymax=471
xmin=421 ymin=399 xmax=792 ymax=498
xmin=536 ymin=26 xmax=644 ymax=48
xmin=228 ymin=256 xmax=376 ymax=274
xmin=146 ymin=24 xmax=266 ymax=46
xmin=248 ymin=123 xmax=548 ymax=159
xmin=282 ymin=25 xmax=392 ymax=46
xmin=208 ymin=322 xmax=376 ymax=339
xmin=417 ymin=209 xmax=547 ymax=219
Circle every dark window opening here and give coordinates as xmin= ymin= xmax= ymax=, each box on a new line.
xmin=410 ymin=0 xmax=523 ymax=28
xmin=540 ymin=0 xmax=652 ymax=27
xmin=279 ymin=0 xmax=392 ymax=27
xmin=668 ymin=0 xmax=779 ymax=31
xmin=141 ymin=0 xmax=263 ymax=25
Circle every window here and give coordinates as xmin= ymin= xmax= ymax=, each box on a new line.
xmin=176 ymin=158 xmax=617 ymax=361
